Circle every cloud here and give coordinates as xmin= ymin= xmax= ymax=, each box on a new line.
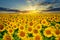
xmin=25 ymin=0 xmax=51 ymax=10
xmin=25 ymin=0 xmax=60 ymax=10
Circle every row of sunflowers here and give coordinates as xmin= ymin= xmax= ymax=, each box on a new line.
xmin=0 ymin=14 xmax=60 ymax=40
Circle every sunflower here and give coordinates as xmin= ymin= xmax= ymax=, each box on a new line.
xmin=0 ymin=24 xmax=5 ymax=32
xmin=28 ymin=37 xmax=34 ymax=40
xmin=4 ymin=18 xmax=8 ymax=21
xmin=24 ymin=18 xmax=29 ymax=24
xmin=27 ymin=26 xmax=33 ymax=33
xmin=28 ymin=20 xmax=36 ymax=27
xmin=35 ymin=24 xmax=42 ymax=31
xmin=48 ymin=17 xmax=54 ymax=21
xmin=17 ymin=30 xmax=27 ymax=39
xmin=22 ymin=37 xmax=28 ymax=40
xmin=29 ymin=21 xmax=34 ymax=26
xmin=38 ymin=19 xmax=42 ymax=24
xmin=54 ymin=16 xmax=60 ymax=22
xmin=55 ymin=24 xmax=60 ymax=29
xmin=23 ymin=36 xmax=34 ymax=40
xmin=7 ymin=28 xmax=14 ymax=35
xmin=3 ymin=33 xmax=13 ymax=40
xmin=5 ymin=25 xmax=11 ymax=30
xmin=9 ymin=22 xmax=15 ymax=27
xmin=41 ymin=19 xmax=49 ymax=26
xmin=55 ymin=36 xmax=60 ymax=40
xmin=33 ymin=34 xmax=43 ymax=40
xmin=32 ymin=28 xmax=39 ymax=35
xmin=20 ymin=18 xmax=26 ymax=25
xmin=43 ymin=27 xmax=53 ymax=37
xmin=10 ymin=22 xmax=18 ymax=29
xmin=18 ymin=24 xmax=25 ymax=31
xmin=32 ymin=19 xmax=37 ymax=25
xmin=6 ymin=21 xmax=11 ymax=25
xmin=52 ymin=29 xmax=60 ymax=37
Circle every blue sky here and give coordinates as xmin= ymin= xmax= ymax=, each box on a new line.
xmin=0 ymin=0 xmax=60 ymax=10
xmin=0 ymin=0 xmax=27 ymax=10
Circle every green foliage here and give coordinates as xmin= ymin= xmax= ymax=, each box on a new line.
xmin=13 ymin=34 xmax=21 ymax=40
xmin=46 ymin=19 xmax=51 ymax=22
xmin=14 ymin=28 xmax=19 ymax=34
xmin=56 ymin=22 xmax=60 ymax=24
xmin=40 ymin=25 xmax=47 ymax=36
xmin=50 ymin=22 xmax=56 ymax=26
xmin=50 ymin=36 xmax=55 ymax=40
xmin=0 ymin=38 xmax=3 ymax=40
xmin=42 ymin=25 xmax=47 ymax=29
xmin=3 ymin=23 xmax=7 ymax=27
xmin=43 ymin=36 xmax=50 ymax=40
xmin=0 ymin=33 xmax=3 ymax=38
xmin=43 ymin=36 xmax=55 ymax=40
xmin=0 ymin=30 xmax=7 ymax=39
xmin=13 ymin=29 xmax=21 ymax=40
xmin=27 ymin=33 xmax=33 ymax=37
xmin=40 ymin=28 xmax=44 ymax=36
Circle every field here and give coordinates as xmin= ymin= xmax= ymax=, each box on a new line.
xmin=0 ymin=12 xmax=60 ymax=40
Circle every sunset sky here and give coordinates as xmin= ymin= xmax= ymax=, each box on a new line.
xmin=0 ymin=0 xmax=60 ymax=11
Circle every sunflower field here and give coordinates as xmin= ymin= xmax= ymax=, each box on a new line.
xmin=0 ymin=13 xmax=60 ymax=40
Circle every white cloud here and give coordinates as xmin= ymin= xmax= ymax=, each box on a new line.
xmin=25 ymin=0 xmax=60 ymax=10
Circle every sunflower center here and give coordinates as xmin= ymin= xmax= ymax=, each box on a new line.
xmin=43 ymin=21 xmax=46 ymax=24
xmin=35 ymin=35 xmax=40 ymax=40
xmin=37 ymin=26 xmax=40 ymax=29
xmin=51 ymin=18 xmax=53 ymax=20
xmin=28 ymin=27 xmax=32 ymax=32
xmin=0 ymin=24 xmax=4 ymax=30
xmin=59 ymin=37 xmax=60 ymax=40
xmin=9 ymin=29 xmax=13 ymax=33
xmin=30 ymin=22 xmax=33 ymax=26
xmin=5 ymin=35 xmax=11 ymax=40
xmin=33 ymin=29 xmax=38 ymax=34
xmin=46 ymin=30 xmax=51 ymax=35
xmin=22 ymin=20 xmax=24 ymax=23
xmin=7 ymin=21 xmax=10 ymax=25
xmin=13 ymin=25 xmax=16 ymax=28
xmin=20 ymin=31 xmax=25 ymax=37
xmin=20 ymin=26 xmax=24 ymax=30
xmin=55 ymin=29 xmax=60 ymax=35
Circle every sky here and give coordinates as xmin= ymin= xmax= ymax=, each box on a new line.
xmin=0 ymin=0 xmax=60 ymax=11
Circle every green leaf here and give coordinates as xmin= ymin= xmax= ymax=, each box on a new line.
xmin=50 ymin=36 xmax=55 ymax=40
xmin=12 ymin=28 xmax=21 ymax=40
xmin=3 ymin=23 xmax=7 ymax=27
xmin=40 ymin=28 xmax=44 ymax=36
xmin=13 ymin=32 xmax=21 ymax=40
xmin=46 ymin=19 xmax=51 ymax=22
xmin=1 ymin=30 xmax=7 ymax=35
xmin=59 ymin=26 xmax=60 ymax=29
xmin=28 ymin=33 xmax=33 ymax=37
xmin=42 ymin=25 xmax=47 ymax=29
xmin=0 ymin=30 xmax=7 ymax=38
xmin=14 ymin=36 xmax=20 ymax=40
xmin=13 ymin=34 xmax=17 ymax=37
xmin=50 ymin=22 xmax=56 ymax=26
xmin=14 ymin=28 xmax=19 ymax=34
xmin=56 ymin=22 xmax=60 ymax=24
xmin=0 ymin=33 xmax=3 ymax=38
xmin=0 ymin=38 xmax=3 ymax=40
xmin=43 ymin=37 xmax=50 ymax=40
